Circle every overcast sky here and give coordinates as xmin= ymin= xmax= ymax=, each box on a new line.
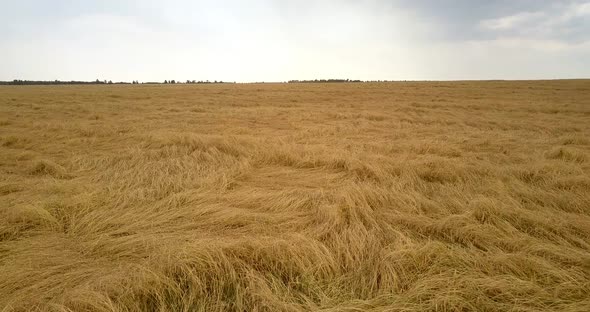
xmin=1 ymin=0 xmax=589 ymax=82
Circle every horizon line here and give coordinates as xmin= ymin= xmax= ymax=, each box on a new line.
xmin=1 ymin=78 xmax=589 ymax=85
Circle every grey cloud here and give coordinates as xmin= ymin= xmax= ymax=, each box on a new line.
xmin=479 ymin=1 xmax=590 ymax=42
xmin=393 ymin=0 xmax=589 ymax=43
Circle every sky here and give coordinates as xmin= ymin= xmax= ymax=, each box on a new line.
xmin=1 ymin=0 xmax=589 ymax=82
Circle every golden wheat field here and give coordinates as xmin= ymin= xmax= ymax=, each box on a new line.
xmin=1 ymin=81 xmax=590 ymax=311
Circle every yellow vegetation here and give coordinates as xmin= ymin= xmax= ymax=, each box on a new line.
xmin=1 ymin=81 xmax=589 ymax=311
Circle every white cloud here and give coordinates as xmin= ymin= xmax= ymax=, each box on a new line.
xmin=480 ymin=11 xmax=545 ymax=30
xmin=481 ymin=1 xmax=590 ymax=32
xmin=564 ymin=1 xmax=590 ymax=19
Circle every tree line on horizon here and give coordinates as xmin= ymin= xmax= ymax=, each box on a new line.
xmin=288 ymin=79 xmax=363 ymax=83
xmin=0 ymin=79 xmax=235 ymax=85
xmin=1 ymin=79 xmax=115 ymax=85
xmin=0 ymin=78 xmax=396 ymax=85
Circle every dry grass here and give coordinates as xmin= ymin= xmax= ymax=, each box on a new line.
xmin=1 ymin=81 xmax=590 ymax=311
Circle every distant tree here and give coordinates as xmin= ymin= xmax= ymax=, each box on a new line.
xmin=170 ymin=80 xmax=176 ymax=84
xmin=164 ymin=80 xmax=168 ymax=84
xmin=108 ymin=80 xmax=113 ymax=84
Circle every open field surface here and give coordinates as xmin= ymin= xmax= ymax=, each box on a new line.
xmin=1 ymin=81 xmax=590 ymax=311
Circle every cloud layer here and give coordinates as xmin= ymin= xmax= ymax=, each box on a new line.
xmin=1 ymin=0 xmax=589 ymax=81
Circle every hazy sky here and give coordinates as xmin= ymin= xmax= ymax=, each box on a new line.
xmin=1 ymin=0 xmax=589 ymax=82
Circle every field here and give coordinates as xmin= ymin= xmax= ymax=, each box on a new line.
xmin=1 ymin=81 xmax=590 ymax=311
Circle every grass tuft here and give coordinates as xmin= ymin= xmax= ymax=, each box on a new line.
xmin=27 ymin=159 xmax=71 ymax=178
